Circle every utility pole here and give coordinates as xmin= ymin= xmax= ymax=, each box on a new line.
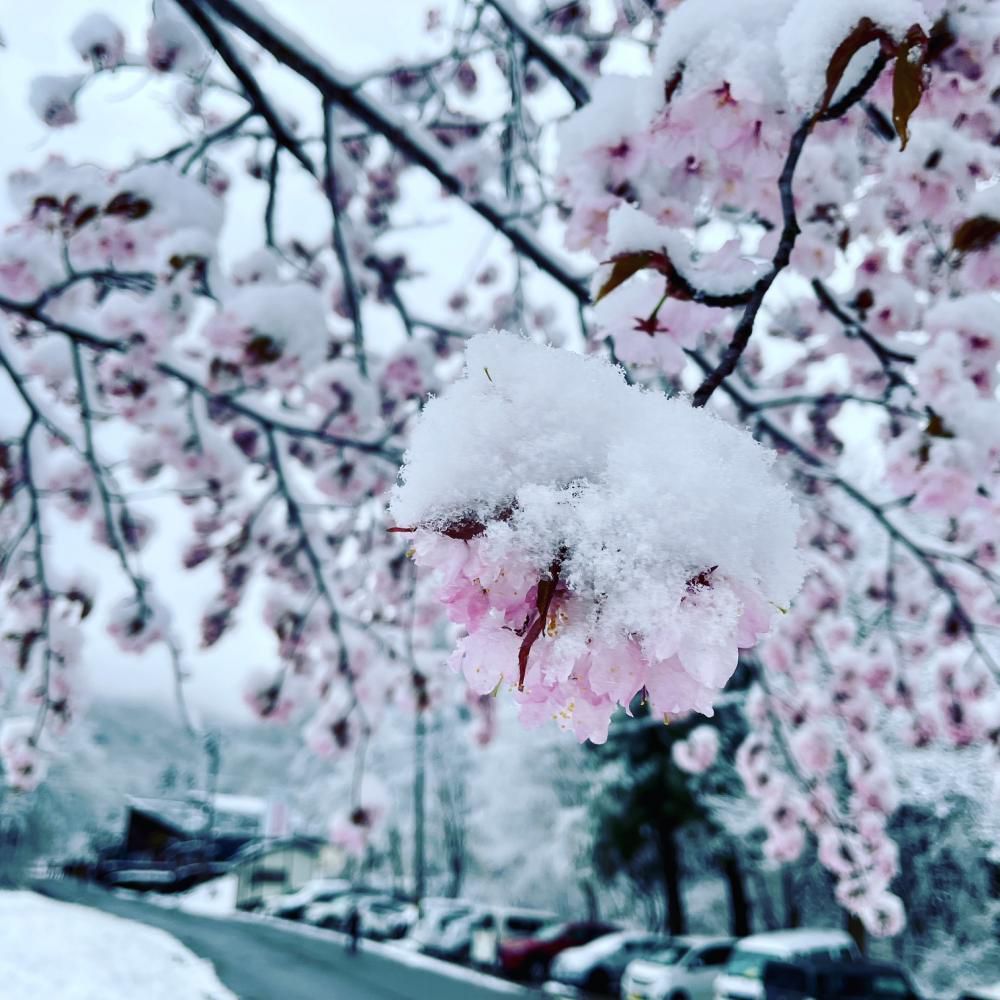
xmin=413 ymin=707 xmax=426 ymax=902
xmin=202 ymin=730 xmax=221 ymax=844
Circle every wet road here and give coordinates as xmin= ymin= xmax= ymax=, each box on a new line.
xmin=36 ymin=880 xmax=537 ymax=1000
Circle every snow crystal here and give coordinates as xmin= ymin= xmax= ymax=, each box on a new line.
xmin=70 ymin=12 xmax=126 ymax=67
xmin=114 ymin=162 xmax=224 ymax=240
xmin=206 ymin=283 xmax=329 ymax=371
xmin=603 ymin=204 xmax=768 ymax=297
xmin=393 ymin=330 xmax=802 ymax=610
xmin=653 ymin=0 xmax=796 ymax=107
xmin=393 ymin=334 xmax=802 ymax=738
xmin=557 ymin=74 xmax=654 ymax=172
xmin=28 ymin=75 xmax=84 ymax=128
xmin=778 ymin=0 xmax=927 ymax=111
xmin=652 ymin=0 xmax=927 ymax=113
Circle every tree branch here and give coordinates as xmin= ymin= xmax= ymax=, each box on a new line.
xmin=185 ymin=0 xmax=589 ymax=301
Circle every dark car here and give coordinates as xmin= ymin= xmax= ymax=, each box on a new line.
xmin=499 ymin=920 xmax=618 ymax=981
xmin=763 ymin=957 xmax=923 ymax=999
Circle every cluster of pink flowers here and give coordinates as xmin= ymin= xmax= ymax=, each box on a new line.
xmin=414 ymin=530 xmax=778 ymax=745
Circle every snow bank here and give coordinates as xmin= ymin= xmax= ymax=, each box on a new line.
xmin=0 ymin=891 xmax=235 ymax=1000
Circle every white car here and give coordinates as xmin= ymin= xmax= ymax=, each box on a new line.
xmin=469 ymin=906 xmax=558 ymax=969
xmin=405 ymin=901 xmax=479 ymax=958
xmin=262 ymin=878 xmax=352 ymax=921
xmin=619 ymin=936 xmax=734 ymax=1000
xmin=958 ymin=986 xmax=1000 ymax=1000
xmin=304 ymin=889 xmax=379 ymax=929
xmin=545 ymin=930 xmax=669 ymax=996
xmin=712 ymin=928 xmax=858 ymax=1000
xmin=359 ymin=897 xmax=418 ymax=940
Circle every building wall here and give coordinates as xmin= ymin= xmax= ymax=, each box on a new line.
xmin=234 ymin=845 xmax=320 ymax=910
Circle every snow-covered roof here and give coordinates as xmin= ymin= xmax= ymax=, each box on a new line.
xmin=126 ymin=796 xmax=207 ymax=835
xmin=191 ymin=792 xmax=267 ymax=817
xmin=732 ymin=928 xmax=854 ymax=955
xmin=228 ymin=836 xmax=324 ymax=865
xmin=125 ymin=793 xmax=267 ymax=836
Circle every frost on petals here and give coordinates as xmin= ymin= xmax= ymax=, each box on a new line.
xmin=391 ymin=333 xmax=802 ymax=742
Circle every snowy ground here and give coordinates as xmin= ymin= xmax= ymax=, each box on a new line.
xmin=0 ymin=890 xmax=235 ymax=1000
xmin=145 ymin=873 xmax=239 ymax=917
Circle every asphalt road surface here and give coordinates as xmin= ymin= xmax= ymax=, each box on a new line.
xmin=36 ymin=880 xmax=539 ymax=1000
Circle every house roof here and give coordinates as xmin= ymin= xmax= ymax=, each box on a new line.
xmin=228 ymin=836 xmax=326 ymax=866
xmin=125 ymin=793 xmax=267 ymax=838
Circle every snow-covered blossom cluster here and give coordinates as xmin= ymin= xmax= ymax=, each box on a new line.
xmin=393 ymin=333 xmax=802 ymax=743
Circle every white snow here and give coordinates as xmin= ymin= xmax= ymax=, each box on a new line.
xmin=151 ymin=875 xmax=239 ymax=917
xmin=777 ymin=0 xmax=927 ymax=111
xmin=653 ymin=0 xmax=796 ymax=106
xmin=0 ymin=891 xmax=236 ymax=1000
xmin=557 ymin=73 xmax=650 ymax=172
xmin=391 ymin=332 xmax=803 ymax=606
xmin=604 ymin=204 xmax=768 ymax=296
xmin=652 ymin=0 xmax=928 ymax=112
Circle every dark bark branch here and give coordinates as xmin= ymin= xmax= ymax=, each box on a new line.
xmin=811 ymin=278 xmax=917 ymax=380
xmin=186 ymin=0 xmax=589 ymax=302
xmin=689 ymin=349 xmax=999 ymax=681
xmin=0 ymin=292 xmax=402 ymax=463
xmin=485 ymin=0 xmax=591 ymax=109
xmin=323 ymin=99 xmax=367 ymax=375
xmin=175 ymin=0 xmax=316 ymax=174
xmin=691 ymin=116 xmax=813 ymax=408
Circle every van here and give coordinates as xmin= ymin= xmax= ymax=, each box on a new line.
xmin=762 ymin=957 xmax=922 ymax=999
xmin=468 ymin=906 xmax=558 ymax=969
xmin=713 ymin=929 xmax=858 ymax=1000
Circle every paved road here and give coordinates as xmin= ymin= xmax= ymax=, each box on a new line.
xmin=36 ymin=880 xmax=538 ymax=1000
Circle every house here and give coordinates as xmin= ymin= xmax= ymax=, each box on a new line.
xmin=97 ymin=793 xmax=270 ymax=891
xmin=228 ymin=836 xmax=344 ymax=910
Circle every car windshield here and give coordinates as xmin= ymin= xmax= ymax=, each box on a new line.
xmin=840 ymin=973 xmax=913 ymax=997
xmin=649 ymin=944 xmax=691 ymax=967
xmin=727 ymin=950 xmax=770 ymax=978
xmin=535 ymin=922 xmax=569 ymax=942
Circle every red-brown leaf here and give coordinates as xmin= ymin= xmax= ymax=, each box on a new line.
xmin=892 ymin=25 xmax=930 ymax=150
xmin=594 ymin=251 xmax=662 ymax=304
xmin=952 ymin=215 xmax=1000 ymax=255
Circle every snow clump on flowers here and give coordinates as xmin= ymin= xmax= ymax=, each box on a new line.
xmin=391 ymin=332 xmax=803 ymax=743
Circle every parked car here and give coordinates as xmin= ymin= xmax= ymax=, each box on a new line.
xmin=359 ymin=897 xmax=418 ymax=940
xmin=500 ymin=920 xmax=619 ymax=981
xmin=713 ymin=929 xmax=858 ymax=1000
xmin=470 ymin=906 xmax=558 ymax=970
xmin=620 ymin=936 xmax=735 ymax=1000
xmin=762 ymin=957 xmax=922 ymax=999
xmin=405 ymin=901 xmax=480 ymax=959
xmin=544 ymin=930 xmax=670 ymax=996
xmin=304 ymin=888 xmax=380 ymax=929
xmin=262 ymin=878 xmax=351 ymax=921
xmin=425 ymin=906 xmax=486 ymax=963
xmin=959 ymin=988 xmax=1000 ymax=1000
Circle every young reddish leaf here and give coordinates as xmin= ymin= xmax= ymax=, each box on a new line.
xmin=818 ymin=18 xmax=890 ymax=116
xmin=594 ymin=251 xmax=661 ymax=304
xmin=244 ymin=333 xmax=283 ymax=365
xmin=926 ymin=410 xmax=955 ymax=440
xmin=952 ymin=215 xmax=1000 ymax=254
xmin=892 ymin=25 xmax=930 ymax=150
